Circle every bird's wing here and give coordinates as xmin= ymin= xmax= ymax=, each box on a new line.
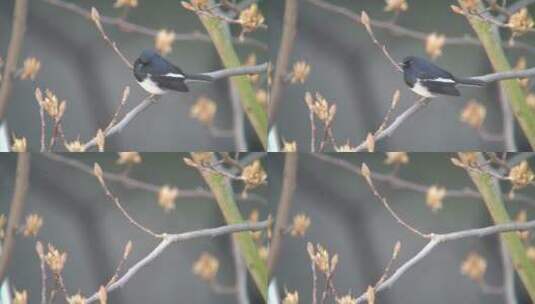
xmin=151 ymin=74 xmax=189 ymax=92
xmin=421 ymin=80 xmax=460 ymax=96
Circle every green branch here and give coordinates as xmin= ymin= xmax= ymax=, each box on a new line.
xmin=191 ymin=154 xmax=268 ymax=300
xmin=197 ymin=3 xmax=268 ymax=148
xmin=458 ymin=0 xmax=535 ymax=149
xmin=465 ymin=153 xmax=535 ymax=300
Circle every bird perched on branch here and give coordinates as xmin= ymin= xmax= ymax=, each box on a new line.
xmin=133 ymin=49 xmax=213 ymax=94
xmin=401 ymin=56 xmax=485 ymax=98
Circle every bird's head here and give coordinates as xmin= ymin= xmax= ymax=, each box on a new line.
xmin=134 ymin=49 xmax=159 ymax=77
xmin=401 ymin=56 xmax=417 ymax=70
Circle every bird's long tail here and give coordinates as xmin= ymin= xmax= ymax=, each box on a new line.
xmin=184 ymin=73 xmax=214 ymax=82
xmin=454 ymin=77 xmax=486 ymax=87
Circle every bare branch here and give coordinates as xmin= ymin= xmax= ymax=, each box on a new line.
xmin=0 ymin=0 xmax=28 ymax=121
xmin=310 ymin=153 xmax=535 ymax=206
xmin=0 ymin=153 xmax=31 ymax=282
xmin=267 ymin=153 xmax=299 ymax=276
xmin=40 ymin=153 xmax=267 ymax=204
xmin=306 ymin=0 xmax=535 ymax=55
xmin=85 ymin=220 xmax=270 ymax=303
xmin=355 ymin=219 xmax=535 ymax=303
xmin=269 ymin=0 xmax=299 ymax=127
xmin=42 ymin=0 xmax=267 ymax=50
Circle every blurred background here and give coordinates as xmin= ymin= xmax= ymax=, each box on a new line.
xmin=268 ymin=153 xmax=535 ymax=303
xmin=0 ymin=153 xmax=268 ymax=303
xmin=267 ymin=0 xmax=535 ymax=151
xmin=1 ymin=0 xmax=269 ymax=151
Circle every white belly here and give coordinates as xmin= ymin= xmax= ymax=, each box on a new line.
xmin=411 ymin=80 xmax=436 ymax=98
xmin=138 ymin=78 xmax=166 ymax=95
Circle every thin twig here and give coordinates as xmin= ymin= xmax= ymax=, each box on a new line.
xmin=41 ymin=0 xmax=267 ymax=50
xmin=0 ymin=0 xmax=28 ymax=121
xmin=90 ymin=7 xmax=133 ymax=69
xmin=306 ymin=0 xmax=535 ymax=55
xmin=0 ymin=153 xmax=31 ymax=282
xmin=268 ymin=0 xmax=298 ymax=127
xmin=354 ymin=219 xmax=535 ymax=303
xmin=85 ymin=220 xmax=269 ymax=303
xmin=94 ymin=162 xmax=162 ymax=238
xmin=361 ymin=163 xmax=429 ymax=238
xmin=41 ymin=153 xmax=266 ymax=204
xmin=267 ymin=153 xmax=299 ymax=276
xmin=310 ymin=153 xmax=535 ymax=206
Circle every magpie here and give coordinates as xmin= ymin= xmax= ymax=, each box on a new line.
xmin=133 ymin=49 xmax=213 ymax=94
xmin=401 ymin=56 xmax=486 ymax=98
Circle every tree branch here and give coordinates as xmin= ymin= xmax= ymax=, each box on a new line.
xmin=267 ymin=152 xmax=298 ymax=276
xmin=41 ymin=0 xmax=267 ymax=50
xmin=310 ymin=153 xmax=535 ymax=206
xmin=85 ymin=220 xmax=270 ymax=303
xmin=0 ymin=0 xmax=28 ymax=121
xmin=40 ymin=152 xmax=267 ymax=204
xmin=0 ymin=153 xmax=31 ymax=282
xmin=268 ymin=0 xmax=298 ymax=127
xmin=306 ymin=0 xmax=535 ymax=54
xmin=354 ymin=219 xmax=535 ymax=303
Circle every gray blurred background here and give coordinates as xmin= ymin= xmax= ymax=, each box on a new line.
xmin=1 ymin=0 xmax=269 ymax=151
xmin=268 ymin=153 xmax=535 ymax=303
xmin=267 ymin=0 xmax=535 ymax=151
xmin=0 ymin=153 xmax=268 ymax=303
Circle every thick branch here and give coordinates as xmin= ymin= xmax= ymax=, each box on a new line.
xmin=268 ymin=0 xmax=298 ymax=127
xmin=0 ymin=153 xmax=31 ymax=282
xmin=0 ymin=0 xmax=28 ymax=121
xmin=85 ymin=220 xmax=269 ymax=303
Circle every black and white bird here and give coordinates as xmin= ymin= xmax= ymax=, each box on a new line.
xmin=133 ymin=49 xmax=213 ymax=94
xmin=401 ymin=56 xmax=486 ymax=98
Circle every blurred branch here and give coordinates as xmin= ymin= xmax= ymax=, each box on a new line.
xmin=85 ymin=220 xmax=270 ymax=303
xmin=41 ymin=0 xmax=268 ymax=50
xmin=192 ymin=153 xmax=268 ymax=300
xmin=306 ymin=0 xmax=535 ymax=55
xmin=232 ymin=235 xmax=249 ymax=304
xmin=41 ymin=153 xmax=267 ymax=204
xmin=0 ymin=153 xmax=31 ymax=283
xmin=267 ymin=153 xmax=298 ymax=276
xmin=198 ymin=4 xmax=268 ymax=148
xmin=498 ymin=85 xmax=517 ymax=151
xmin=268 ymin=0 xmax=298 ymax=127
xmin=0 ymin=0 xmax=28 ymax=121
xmin=459 ymin=0 xmax=535 ymax=149
xmin=229 ymin=79 xmax=247 ymax=151
xmin=500 ymin=239 xmax=517 ymax=304
xmin=354 ymin=218 xmax=535 ymax=303
xmin=465 ymin=152 xmax=535 ymax=301
xmin=310 ymin=153 xmax=535 ymax=206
